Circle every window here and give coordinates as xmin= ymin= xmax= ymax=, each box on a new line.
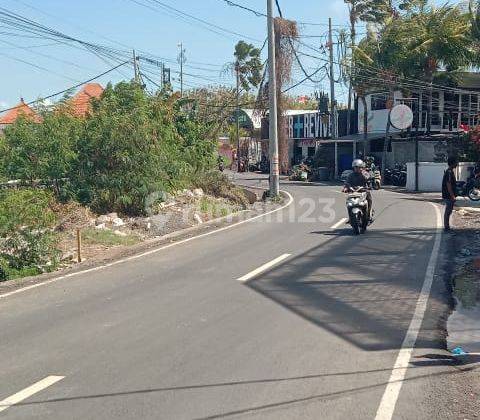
xmin=371 ymin=93 xmax=388 ymax=111
xmin=461 ymin=93 xmax=470 ymax=111
xmin=308 ymin=147 xmax=316 ymax=157
xmin=471 ymin=94 xmax=478 ymax=112
xmin=444 ymin=92 xmax=457 ymax=111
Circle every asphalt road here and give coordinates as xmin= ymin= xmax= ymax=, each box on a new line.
xmin=0 ymin=177 xmax=452 ymax=419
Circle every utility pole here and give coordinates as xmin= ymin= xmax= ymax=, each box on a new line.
xmin=346 ymin=8 xmax=356 ymax=137
xmin=328 ymin=18 xmax=336 ymax=140
xmin=177 ymin=43 xmax=186 ymax=97
xmin=267 ymin=0 xmax=279 ymax=197
xmin=235 ymin=62 xmax=241 ymax=172
xmin=133 ymin=49 xmax=139 ymax=83
xmin=160 ymin=62 xmax=164 ymax=90
xmin=328 ymin=17 xmax=338 ymax=179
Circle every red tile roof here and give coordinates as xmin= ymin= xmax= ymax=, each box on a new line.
xmin=0 ymin=99 xmax=41 ymax=125
xmin=70 ymin=83 xmax=104 ymax=117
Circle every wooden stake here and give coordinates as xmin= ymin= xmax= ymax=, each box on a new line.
xmin=76 ymin=228 xmax=82 ymax=263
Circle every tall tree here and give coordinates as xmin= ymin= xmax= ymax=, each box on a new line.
xmin=344 ymin=0 xmax=390 ymax=137
xmin=354 ymin=3 xmax=476 ymax=130
xmin=233 ymin=41 xmax=263 ymax=92
xmin=226 ymin=40 xmax=263 ymax=170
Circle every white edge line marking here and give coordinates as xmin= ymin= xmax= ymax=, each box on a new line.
xmin=330 ymin=218 xmax=348 ymax=229
xmin=0 ymin=191 xmax=294 ymax=300
xmin=0 ymin=375 xmax=65 ymax=413
xmin=237 ymin=253 xmax=291 ymax=282
xmin=375 ymin=203 xmax=442 ymax=420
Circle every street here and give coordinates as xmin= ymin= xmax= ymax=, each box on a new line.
xmin=0 ymin=180 xmax=452 ymax=419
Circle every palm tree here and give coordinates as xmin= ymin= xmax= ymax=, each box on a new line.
xmin=225 ymin=41 xmax=263 ymax=171
xmin=344 ymin=0 xmax=390 ymax=136
xmin=354 ymin=3 xmax=476 ymax=130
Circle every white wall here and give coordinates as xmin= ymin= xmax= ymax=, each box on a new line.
xmin=406 ymin=162 xmax=476 ymax=192
xmin=406 ymin=162 xmax=446 ymax=192
xmin=358 ymin=91 xmax=403 ymax=135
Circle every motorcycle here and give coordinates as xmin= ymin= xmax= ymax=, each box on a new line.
xmin=372 ymin=169 xmax=381 ymax=190
xmin=366 ymin=168 xmax=381 ymax=190
xmin=345 ymin=186 xmax=370 ymax=235
xmin=384 ymin=164 xmax=407 ymax=186
xmin=259 ymin=157 xmax=270 ymax=173
xmin=456 ymin=164 xmax=480 ymax=201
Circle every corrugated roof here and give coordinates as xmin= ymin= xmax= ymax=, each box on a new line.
xmin=455 ymin=72 xmax=480 ymax=90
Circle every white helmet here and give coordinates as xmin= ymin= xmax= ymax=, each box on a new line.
xmin=352 ymin=159 xmax=365 ymax=169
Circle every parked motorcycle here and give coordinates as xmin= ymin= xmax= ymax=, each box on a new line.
xmin=345 ymin=186 xmax=370 ymax=235
xmin=384 ymin=164 xmax=407 ymax=186
xmin=259 ymin=157 xmax=270 ymax=173
xmin=456 ymin=164 xmax=480 ymax=201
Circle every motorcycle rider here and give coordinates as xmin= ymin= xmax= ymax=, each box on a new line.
xmin=343 ymin=159 xmax=373 ymax=221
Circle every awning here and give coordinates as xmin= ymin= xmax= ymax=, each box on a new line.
xmin=335 ymin=133 xmax=386 ymax=142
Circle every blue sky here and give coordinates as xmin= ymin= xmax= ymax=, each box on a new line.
xmin=0 ymin=0 xmax=355 ymax=110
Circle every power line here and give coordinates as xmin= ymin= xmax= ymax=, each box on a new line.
xmin=125 ymin=0 xmax=261 ymax=42
xmin=274 ymin=0 xmax=325 ymax=84
xmin=0 ymin=50 xmax=80 ymax=83
xmin=219 ymin=0 xmax=349 ymax=27
xmin=0 ymin=6 xmax=228 ymax=88
xmin=283 ymin=65 xmax=328 ymax=93
xmin=0 ymin=38 xmax=97 ymax=72
xmin=0 ymin=60 xmax=130 ymax=114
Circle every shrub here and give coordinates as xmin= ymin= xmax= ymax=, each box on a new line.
xmin=73 ymin=82 xmax=180 ymax=215
xmin=1 ymin=110 xmax=81 ymax=199
xmin=0 ymin=189 xmax=58 ymax=280
xmin=194 ymin=171 xmax=249 ymax=207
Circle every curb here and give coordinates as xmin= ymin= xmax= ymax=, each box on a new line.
xmin=0 ymin=191 xmax=293 ymax=299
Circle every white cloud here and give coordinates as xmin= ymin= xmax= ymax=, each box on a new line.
xmin=0 ymin=100 xmax=9 ymax=109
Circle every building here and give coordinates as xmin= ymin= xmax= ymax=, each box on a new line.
xmin=0 ymin=99 xmax=41 ymax=133
xmin=356 ymin=72 xmax=480 ymax=166
xmin=261 ymin=110 xmax=332 ymax=160
xmin=70 ymin=83 xmax=104 ymax=117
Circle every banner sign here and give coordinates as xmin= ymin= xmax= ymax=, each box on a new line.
xmin=287 ymin=112 xmax=331 ymax=139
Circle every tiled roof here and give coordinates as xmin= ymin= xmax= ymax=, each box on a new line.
xmin=70 ymin=83 xmax=104 ymax=117
xmin=0 ymin=99 xmax=41 ymax=125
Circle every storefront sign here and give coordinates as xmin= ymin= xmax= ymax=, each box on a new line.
xmin=298 ymin=139 xmax=321 ymax=147
xmin=288 ymin=112 xmax=330 ymax=139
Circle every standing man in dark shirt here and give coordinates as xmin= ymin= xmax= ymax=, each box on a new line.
xmin=442 ymin=156 xmax=458 ymax=231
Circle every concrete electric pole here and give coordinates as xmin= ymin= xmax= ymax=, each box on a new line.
xmin=177 ymin=43 xmax=186 ymax=97
xmin=267 ymin=0 xmax=279 ymax=197
xmin=133 ymin=49 xmax=139 ymax=83
xmin=328 ymin=18 xmax=336 ymax=140
xmin=236 ymin=62 xmax=241 ymax=172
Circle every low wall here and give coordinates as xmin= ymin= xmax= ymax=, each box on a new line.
xmin=406 ymin=162 xmax=476 ymax=192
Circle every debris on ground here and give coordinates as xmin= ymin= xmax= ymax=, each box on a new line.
xmin=53 ymin=187 xmax=259 ymax=269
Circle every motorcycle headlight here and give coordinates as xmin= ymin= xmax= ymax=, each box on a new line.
xmin=347 ymin=198 xmax=359 ymax=206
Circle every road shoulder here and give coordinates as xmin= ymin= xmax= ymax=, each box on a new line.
xmin=0 ymin=192 xmax=291 ymax=298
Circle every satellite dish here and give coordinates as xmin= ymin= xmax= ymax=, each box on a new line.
xmin=389 ymin=104 xmax=413 ymax=130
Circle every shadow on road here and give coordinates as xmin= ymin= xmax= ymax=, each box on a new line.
xmin=11 ymin=365 xmax=477 ymax=418
xmin=247 ymin=226 xmax=443 ymax=352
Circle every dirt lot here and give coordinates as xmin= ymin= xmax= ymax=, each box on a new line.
xmin=425 ymin=205 xmax=480 ymax=420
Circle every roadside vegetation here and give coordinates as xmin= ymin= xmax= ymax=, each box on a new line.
xmin=0 ymin=81 xmax=247 ymax=281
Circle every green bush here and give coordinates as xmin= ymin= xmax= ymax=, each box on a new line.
xmin=194 ymin=171 xmax=249 ymax=207
xmin=0 ymin=189 xmax=58 ymax=281
xmin=0 ymin=82 xmax=221 ymax=218
xmin=1 ymin=110 xmax=81 ymax=199
xmin=73 ymin=82 xmax=183 ymax=215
